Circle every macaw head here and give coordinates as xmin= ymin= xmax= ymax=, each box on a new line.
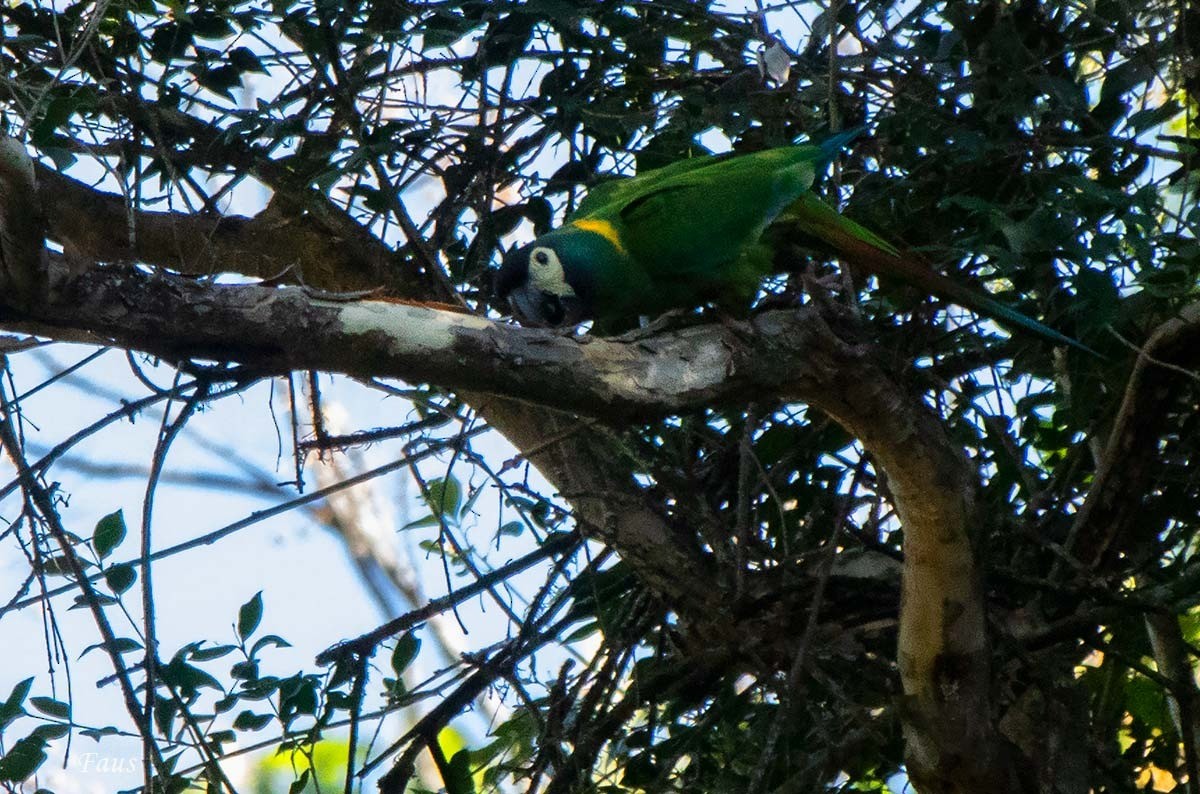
xmin=494 ymin=228 xmax=608 ymax=327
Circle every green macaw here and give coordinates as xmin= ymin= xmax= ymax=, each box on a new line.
xmin=494 ymin=133 xmax=1094 ymax=354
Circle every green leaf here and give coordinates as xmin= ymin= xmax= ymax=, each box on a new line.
xmin=401 ymin=513 xmax=440 ymax=531
xmin=38 ymin=555 xmax=91 ymax=577
xmin=154 ymin=697 xmax=178 ymax=738
xmin=31 ymin=92 xmax=78 ymax=147
xmin=159 ymin=658 xmax=223 ymax=698
xmin=29 ymin=697 xmax=70 ymax=720
xmin=563 ymin=621 xmax=600 ymax=643
xmin=236 ymin=671 xmax=280 ymax=697
xmin=1125 ymin=674 xmax=1170 ymax=732
xmin=149 ymin=21 xmax=194 ymax=64
xmin=80 ymin=726 xmax=120 ymax=741
xmin=620 ymin=752 xmax=659 ymax=786
xmin=213 ymin=695 xmax=239 ymax=714
xmin=0 ymin=677 xmax=34 ymax=731
xmin=70 ymin=592 xmax=116 ymax=610
xmin=250 ymin=634 xmax=291 ymax=658
xmin=190 ymin=644 xmax=237 ymax=662
xmin=207 ymin=729 xmax=236 ymax=748
xmin=1072 ymin=267 xmax=1121 ymax=334
xmin=420 ymin=10 xmax=477 ymax=51
xmin=390 ymin=633 xmax=421 ymax=676
xmin=92 ymin=510 xmax=127 ymax=560
xmin=231 ymin=660 xmax=259 ymax=681
xmin=523 ymin=0 xmax=582 ymax=25
xmin=383 ymin=676 xmax=406 ymax=700
xmin=278 ymin=675 xmax=319 ymax=723
xmin=0 ymin=735 xmax=48 ymax=782
xmin=31 ymin=723 xmax=70 ymax=741
xmin=189 ymin=62 xmax=242 ymax=100
xmin=233 ymin=710 xmax=273 ymax=731
xmin=459 ymin=483 xmax=486 ymax=522
xmin=488 ymin=203 xmax=526 ymax=237
xmin=80 ymin=637 xmax=142 ymax=658
xmin=424 ymin=476 xmax=462 ymax=519
xmin=1127 ymin=101 xmax=1182 ymax=134
xmin=288 ymin=768 xmax=311 ymax=794
xmin=191 ymin=10 xmax=236 ymax=40
xmin=443 ymin=748 xmax=476 ymax=794
xmin=238 ymin=591 xmax=263 ymax=641
xmin=104 ymin=563 xmax=137 ymax=594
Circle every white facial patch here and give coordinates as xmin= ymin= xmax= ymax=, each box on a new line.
xmin=527 ymin=246 xmax=576 ymax=297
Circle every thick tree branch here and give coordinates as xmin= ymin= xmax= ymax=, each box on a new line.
xmin=8 ymin=256 xmax=860 ymax=420
xmin=25 ymin=145 xmax=738 ymax=633
xmin=785 ymin=316 xmax=1007 ymax=790
xmin=36 ymin=165 xmax=393 ymax=293
xmin=0 ymin=138 xmax=48 ymax=306
xmin=20 ymin=139 xmax=733 ymax=663
xmin=1069 ymin=305 xmax=1200 ymax=568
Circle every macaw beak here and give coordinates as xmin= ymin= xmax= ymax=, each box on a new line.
xmin=507 ymin=285 xmax=550 ymax=326
xmin=507 ymin=285 xmax=587 ymax=328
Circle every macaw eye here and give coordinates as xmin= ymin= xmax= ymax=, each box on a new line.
xmin=527 ymin=246 xmax=574 ymax=299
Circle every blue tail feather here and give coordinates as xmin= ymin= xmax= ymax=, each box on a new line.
xmin=815 ymin=127 xmax=867 ymax=164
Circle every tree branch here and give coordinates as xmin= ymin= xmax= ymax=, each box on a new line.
xmin=35 ymin=165 xmax=394 ymax=293
xmin=1068 ymin=305 xmax=1200 ymax=568
xmin=0 ymin=138 xmax=48 ymax=306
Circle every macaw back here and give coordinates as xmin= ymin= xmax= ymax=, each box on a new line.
xmin=564 ymin=145 xmax=836 ymax=324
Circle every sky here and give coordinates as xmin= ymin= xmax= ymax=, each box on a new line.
xmin=0 ymin=346 xmax=550 ymax=791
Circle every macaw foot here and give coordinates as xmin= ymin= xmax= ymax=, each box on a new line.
xmin=752 ymin=292 xmax=802 ymax=312
xmin=611 ymin=309 xmax=695 ymax=341
xmin=802 ymin=269 xmax=859 ymax=317
xmin=804 ymin=270 xmax=847 ymax=294
xmin=715 ymin=310 xmax=758 ymax=346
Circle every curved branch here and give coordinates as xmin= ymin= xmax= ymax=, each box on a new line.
xmin=21 ymin=137 xmax=734 ymax=655
xmin=1069 ymin=305 xmax=1200 ymax=567
xmin=36 ymin=165 xmax=394 ymax=293
xmin=7 ymin=257 xmax=910 ymax=423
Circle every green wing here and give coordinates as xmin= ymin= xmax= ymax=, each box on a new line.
xmin=571 ymin=151 xmax=737 ymax=221
xmin=590 ymin=147 xmax=832 ymax=277
xmin=572 ymin=144 xmax=838 ymax=222
xmin=558 ymin=146 xmax=838 ymax=320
